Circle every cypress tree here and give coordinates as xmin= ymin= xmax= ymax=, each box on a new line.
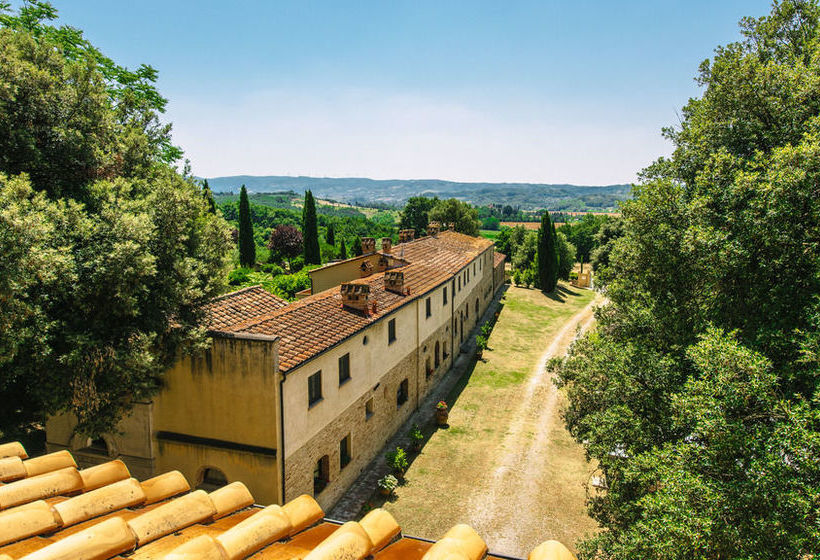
xmin=326 ymin=222 xmax=335 ymax=245
xmin=302 ymin=190 xmax=321 ymax=264
xmin=537 ymin=211 xmax=558 ymax=292
xmin=238 ymin=185 xmax=256 ymax=268
xmin=339 ymin=238 xmax=347 ymax=259
xmin=352 ymin=236 xmax=363 ymax=256
xmin=202 ymin=179 xmax=217 ymax=214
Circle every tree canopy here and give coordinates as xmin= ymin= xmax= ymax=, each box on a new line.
xmin=399 ymin=196 xmax=438 ymax=236
xmin=0 ymin=3 xmax=230 ymax=441
xmin=302 ymin=190 xmax=321 ymax=264
xmin=428 ymin=198 xmax=480 ymax=236
xmin=554 ymin=2 xmax=820 ymax=557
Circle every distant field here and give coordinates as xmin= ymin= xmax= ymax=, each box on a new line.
xmin=499 ymin=221 xmax=566 ymax=230
xmin=479 ymin=230 xmax=500 ymax=240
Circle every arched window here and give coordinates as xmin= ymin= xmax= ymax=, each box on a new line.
xmin=426 ymin=356 xmax=432 ymax=378
xmin=434 ymin=341 xmax=440 ymax=368
xmin=475 ymin=299 xmax=479 ymax=316
xmin=198 ymin=467 xmax=228 ymax=491
xmin=443 ymin=341 xmax=449 ymax=359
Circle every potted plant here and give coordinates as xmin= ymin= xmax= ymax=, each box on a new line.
xmin=475 ymin=335 xmax=488 ymax=359
xmin=385 ymin=447 xmax=409 ymax=479
xmin=377 ymin=474 xmax=398 ymax=496
xmin=408 ymin=424 xmax=423 ymax=452
xmin=435 ymin=400 xmax=449 ymax=426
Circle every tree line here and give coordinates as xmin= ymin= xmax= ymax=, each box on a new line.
xmin=553 ymin=2 xmax=820 ymax=558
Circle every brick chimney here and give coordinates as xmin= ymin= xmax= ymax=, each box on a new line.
xmin=427 ymin=222 xmax=440 ymax=236
xmin=361 ymin=237 xmax=376 ymax=254
xmin=384 ymin=271 xmax=405 ymax=295
xmin=399 ymin=229 xmax=415 ymax=243
xmin=381 ymin=237 xmax=392 ymax=253
xmin=340 ymin=283 xmax=370 ymax=312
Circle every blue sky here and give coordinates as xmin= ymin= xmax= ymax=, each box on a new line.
xmin=48 ymin=1 xmax=773 ymax=184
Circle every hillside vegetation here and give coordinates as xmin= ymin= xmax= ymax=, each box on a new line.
xmin=205 ymin=175 xmax=631 ymax=211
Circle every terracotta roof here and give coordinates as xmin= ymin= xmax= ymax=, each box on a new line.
xmin=0 ymin=442 xmax=575 ymax=560
xmin=494 ymin=252 xmax=506 ymax=266
xmin=204 ymin=286 xmax=289 ymax=332
xmin=229 ymin=231 xmax=493 ymax=372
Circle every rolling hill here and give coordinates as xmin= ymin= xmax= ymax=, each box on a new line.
xmin=203 ymin=175 xmax=631 ymax=211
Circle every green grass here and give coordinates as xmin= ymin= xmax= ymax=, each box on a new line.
xmin=479 ymin=229 xmax=501 ymax=240
xmin=373 ymin=283 xmax=598 ymax=553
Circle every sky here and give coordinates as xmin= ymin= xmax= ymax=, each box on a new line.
xmin=45 ymin=0 xmax=774 ymax=185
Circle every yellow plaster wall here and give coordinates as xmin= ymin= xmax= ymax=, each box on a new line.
xmin=308 ymin=254 xmax=382 ymax=294
xmin=152 ymin=335 xmax=283 ymax=503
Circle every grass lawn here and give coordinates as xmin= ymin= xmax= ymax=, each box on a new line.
xmin=479 ymin=229 xmax=501 ymax=240
xmin=368 ymin=283 xmax=599 ymax=555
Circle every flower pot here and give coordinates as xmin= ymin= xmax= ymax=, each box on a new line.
xmin=476 ymin=349 xmax=484 ymax=359
xmin=435 ymin=408 xmax=449 ymax=426
xmin=379 ymin=487 xmax=392 ymax=496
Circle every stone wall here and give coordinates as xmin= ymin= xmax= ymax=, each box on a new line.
xmin=283 ymin=351 xmax=419 ymax=510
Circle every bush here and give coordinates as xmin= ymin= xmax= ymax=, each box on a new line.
xmin=408 ymin=424 xmax=423 ymax=447
xmin=476 ymin=334 xmax=488 ymax=351
xmin=512 ymin=269 xmax=522 ymax=285
xmin=385 ymin=447 xmax=409 ymax=473
xmin=377 ymin=474 xmax=398 ymax=492
xmin=260 ymin=263 xmax=285 ymax=276
xmin=228 ymin=267 xmax=252 ymax=286
xmin=480 ymin=321 xmax=492 ymax=337
xmin=289 ymin=255 xmax=305 ymax=272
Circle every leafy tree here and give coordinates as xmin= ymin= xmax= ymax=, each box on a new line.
xmin=589 ymin=217 xmax=624 ymax=281
xmin=554 ymin=2 xmax=820 ymax=558
xmin=267 ymin=225 xmax=303 ymax=266
xmin=512 ymin=231 xmax=537 ymax=271
xmin=399 ymin=196 xmax=438 ymax=236
xmin=481 ymin=215 xmax=500 ymax=230
xmin=238 ymin=185 xmax=255 ymax=267
xmin=0 ymin=4 xmax=231 ymax=441
xmin=537 ymin=211 xmax=558 ymax=291
xmin=302 ymin=190 xmax=321 ymax=264
xmin=352 ymin=236 xmax=363 ymax=256
xmin=428 ymin=198 xmax=480 ymax=236
xmin=494 ymin=227 xmax=513 ymax=258
xmin=557 ymin=214 xmax=608 ymax=263
xmin=325 ymin=222 xmax=335 ymax=245
xmin=339 ymin=238 xmax=347 ymax=259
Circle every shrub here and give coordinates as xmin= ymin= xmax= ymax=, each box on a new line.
xmin=409 ymin=424 xmax=423 ymax=446
xmin=480 ymin=321 xmax=492 ymax=337
xmin=476 ymin=335 xmax=488 ymax=351
xmin=228 ymin=267 xmax=252 ymax=286
xmin=260 ymin=263 xmax=285 ymax=276
xmin=385 ymin=447 xmax=409 ymax=473
xmin=378 ymin=474 xmax=398 ymax=492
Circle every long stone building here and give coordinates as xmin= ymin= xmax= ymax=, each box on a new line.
xmin=46 ymin=226 xmax=507 ymax=509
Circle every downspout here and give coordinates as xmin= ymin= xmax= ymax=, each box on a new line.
xmin=415 ymin=298 xmax=420 ymax=411
xmin=279 ymin=375 xmax=286 ymax=504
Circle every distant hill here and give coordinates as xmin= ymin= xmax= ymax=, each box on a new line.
xmin=203 ymin=175 xmax=632 ymax=211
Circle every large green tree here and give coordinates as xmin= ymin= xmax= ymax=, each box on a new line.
xmin=428 ymin=198 xmax=480 ymax=236
xmin=302 ymin=190 xmax=321 ymax=264
xmin=0 ymin=4 xmax=231 ymax=441
xmin=554 ymin=2 xmax=820 ymax=558
xmin=238 ymin=185 xmax=255 ymax=267
xmin=399 ymin=196 xmax=438 ymax=236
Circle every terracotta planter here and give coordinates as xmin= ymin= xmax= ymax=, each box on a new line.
xmin=435 ymin=408 xmax=449 ymax=426
xmin=379 ymin=487 xmax=392 ymax=496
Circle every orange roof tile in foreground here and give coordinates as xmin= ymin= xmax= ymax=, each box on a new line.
xmin=0 ymin=443 xmax=576 ymax=560
xmin=214 ymin=231 xmax=494 ymax=372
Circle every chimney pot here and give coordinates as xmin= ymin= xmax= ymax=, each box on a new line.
xmin=427 ymin=222 xmax=440 ymax=237
xmin=399 ymin=229 xmax=415 ymax=243
xmin=381 ymin=237 xmax=392 ymax=253
xmin=340 ymin=283 xmax=370 ymax=312
xmin=361 ymin=237 xmax=376 ymax=254
xmin=384 ymin=271 xmax=405 ymax=295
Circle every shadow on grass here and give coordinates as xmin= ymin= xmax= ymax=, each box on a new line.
xmin=544 ymin=283 xmax=581 ymax=303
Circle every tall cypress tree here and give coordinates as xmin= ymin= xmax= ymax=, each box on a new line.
xmin=352 ymin=236 xmax=363 ymax=256
xmin=302 ymin=190 xmax=321 ymax=264
xmin=537 ymin=211 xmax=558 ymax=292
xmin=339 ymin=238 xmax=347 ymax=259
xmin=326 ymin=222 xmax=335 ymax=245
xmin=202 ymin=179 xmax=217 ymax=214
xmin=238 ymin=185 xmax=256 ymax=268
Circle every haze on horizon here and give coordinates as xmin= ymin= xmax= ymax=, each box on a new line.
xmin=51 ymin=0 xmax=773 ymax=185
